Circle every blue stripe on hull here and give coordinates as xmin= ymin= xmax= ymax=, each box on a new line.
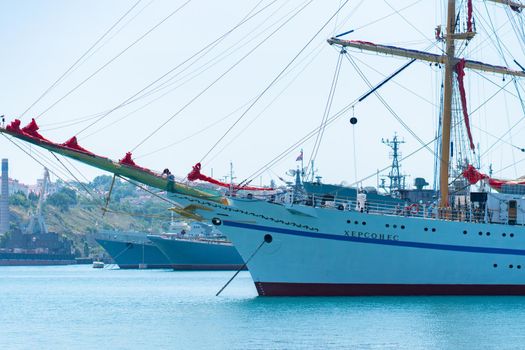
xmin=223 ymin=220 xmax=525 ymax=256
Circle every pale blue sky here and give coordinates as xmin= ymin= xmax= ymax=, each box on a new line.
xmin=1 ymin=0 xmax=524 ymax=191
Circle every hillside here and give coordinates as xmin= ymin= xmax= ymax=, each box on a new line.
xmin=7 ymin=175 xmax=174 ymax=257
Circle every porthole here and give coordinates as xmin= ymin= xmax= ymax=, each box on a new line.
xmin=393 ymin=224 xmax=397 ymax=229
xmin=486 ymin=232 xmax=491 ymax=236
xmin=431 ymin=228 xmax=436 ymax=232
xmin=401 ymin=225 xmax=405 ymax=229
xmin=510 ymin=264 xmax=514 ymax=268
xmin=347 ymin=220 xmax=351 ymax=224
xmin=362 ymin=221 xmax=366 ymax=226
xmin=385 ymin=224 xmax=390 ymax=228
xmin=503 ymin=233 xmax=507 ymax=237
xmin=424 ymin=227 xmax=428 ymax=232
xmin=354 ymin=221 xmax=358 ymax=225
xmin=463 ymin=230 xmax=467 ymax=235
xmin=518 ymin=265 xmax=522 ymax=269
xmin=510 ymin=233 xmax=515 ymax=238
xmin=478 ymin=231 xmax=483 ymax=236
xmin=493 ymin=263 xmax=498 ymax=268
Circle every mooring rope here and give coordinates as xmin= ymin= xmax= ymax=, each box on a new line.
xmin=216 ymin=234 xmax=272 ymax=296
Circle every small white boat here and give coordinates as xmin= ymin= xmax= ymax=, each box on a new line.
xmin=92 ymin=261 xmax=104 ymax=269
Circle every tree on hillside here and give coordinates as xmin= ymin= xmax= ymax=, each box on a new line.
xmin=46 ymin=187 xmax=78 ymax=211
xmin=28 ymin=191 xmax=39 ymax=204
xmin=9 ymin=191 xmax=29 ymax=208
xmin=90 ymin=175 xmax=114 ymax=190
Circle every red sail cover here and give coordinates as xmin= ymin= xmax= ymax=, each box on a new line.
xmin=119 ymin=152 xmax=137 ymax=166
xmin=463 ymin=164 xmax=488 ymax=184
xmin=21 ymin=118 xmax=51 ymax=142
xmin=188 ymin=163 xmax=272 ymax=191
xmin=4 ymin=118 xmax=157 ymax=176
xmin=118 ymin=152 xmax=152 ymax=173
xmin=7 ymin=118 xmax=52 ymax=143
xmin=60 ymin=136 xmax=94 ymax=155
xmin=462 ymin=164 xmax=525 ymax=190
xmin=455 ymin=59 xmax=475 ymax=150
xmin=6 ymin=119 xmax=22 ymax=133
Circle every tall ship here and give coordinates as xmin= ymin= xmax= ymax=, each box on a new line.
xmin=4 ymin=0 xmax=525 ymax=295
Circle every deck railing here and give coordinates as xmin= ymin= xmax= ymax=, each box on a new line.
xmin=256 ymin=191 xmax=521 ymax=226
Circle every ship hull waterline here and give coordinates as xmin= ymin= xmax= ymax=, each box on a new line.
xmin=166 ymin=193 xmax=525 ymax=296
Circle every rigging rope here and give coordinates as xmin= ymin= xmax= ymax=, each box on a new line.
xmin=36 ymin=0 xmax=194 ymax=119
xmin=49 ymin=152 xmax=97 ymax=200
xmin=307 ymin=49 xmax=344 ymax=173
xmin=1 ymin=134 xmax=106 ymax=209
xmin=383 ymin=0 xmax=444 ymax=54
xmin=236 ymin=52 xmax=439 ymax=186
xmin=122 ymin=0 xmax=285 ymax=101
xmin=205 ymin=42 xmax=326 ymax=166
xmin=476 ymin=4 xmax=525 ymax=165
xmin=75 ymin=0 xmax=278 ymax=138
xmin=3 ymin=133 xmax=176 ymax=225
xmin=198 ymin=0 xmax=351 ymax=166
xmin=131 ymin=0 xmax=318 ymax=154
xmin=78 ymin=0 xmax=298 ymax=140
xmin=21 ymin=0 xmax=143 ymax=119
xmin=353 ymin=0 xmax=424 ymax=32
xmin=344 ymin=52 xmax=437 ymax=157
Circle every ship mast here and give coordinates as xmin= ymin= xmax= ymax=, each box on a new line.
xmin=328 ymin=0 xmax=525 ymax=208
xmin=439 ymin=0 xmax=456 ymax=207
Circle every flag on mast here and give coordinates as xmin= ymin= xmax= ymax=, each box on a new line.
xmin=296 ymin=150 xmax=303 ymax=161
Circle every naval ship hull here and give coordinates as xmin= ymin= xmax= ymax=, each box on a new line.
xmin=95 ymin=231 xmax=172 ymax=269
xmin=147 ymin=235 xmax=245 ymax=270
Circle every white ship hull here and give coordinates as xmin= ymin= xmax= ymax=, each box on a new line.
xmin=171 ymin=195 xmax=525 ymax=296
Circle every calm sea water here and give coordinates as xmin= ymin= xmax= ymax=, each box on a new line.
xmin=1 ymin=265 xmax=524 ymax=349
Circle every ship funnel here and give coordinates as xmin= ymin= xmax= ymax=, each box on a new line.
xmin=414 ymin=177 xmax=429 ymax=191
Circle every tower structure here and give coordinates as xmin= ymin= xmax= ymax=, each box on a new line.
xmin=382 ymin=134 xmax=406 ymax=194
xmin=26 ymin=168 xmax=49 ymax=235
xmin=0 ymin=159 xmax=9 ymax=234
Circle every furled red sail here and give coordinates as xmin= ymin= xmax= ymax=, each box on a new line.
xmin=61 ymin=136 xmax=94 ymax=155
xmin=119 ymin=152 xmax=152 ymax=173
xmin=6 ymin=119 xmax=22 ymax=133
xmin=21 ymin=118 xmax=51 ymax=142
xmin=456 ymin=59 xmax=475 ymax=150
xmin=462 ymin=164 xmax=488 ymax=184
xmin=7 ymin=118 xmax=52 ymax=143
xmin=0 ymin=119 xmax=226 ymax=203
xmin=188 ymin=163 xmax=272 ymax=191
xmin=462 ymin=164 xmax=525 ymax=190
